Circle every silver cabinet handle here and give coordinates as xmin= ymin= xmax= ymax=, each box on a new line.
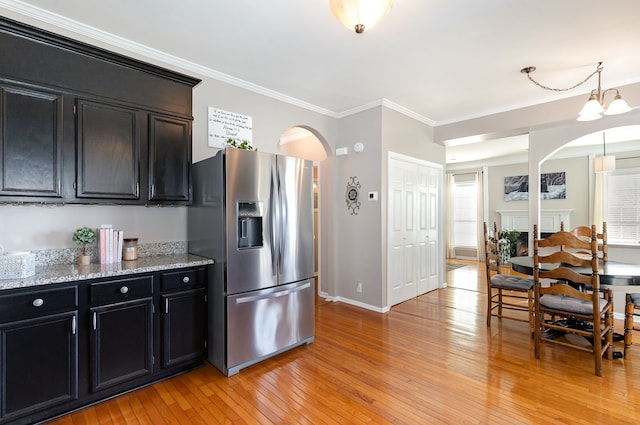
xmin=120 ymin=286 xmax=129 ymax=294
xmin=32 ymin=298 xmax=44 ymax=307
xmin=182 ymin=276 xmax=190 ymax=284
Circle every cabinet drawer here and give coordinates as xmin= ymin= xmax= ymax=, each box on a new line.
xmin=0 ymin=286 xmax=77 ymax=321
xmin=90 ymin=275 xmax=153 ymax=305
xmin=161 ymin=268 xmax=205 ymax=292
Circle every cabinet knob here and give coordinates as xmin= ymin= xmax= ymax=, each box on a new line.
xmin=120 ymin=286 xmax=129 ymax=294
xmin=182 ymin=276 xmax=190 ymax=284
xmin=32 ymin=298 xmax=44 ymax=307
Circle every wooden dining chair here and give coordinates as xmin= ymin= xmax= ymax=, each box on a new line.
xmin=484 ymin=222 xmax=534 ymax=330
xmin=533 ymin=224 xmax=614 ymax=376
xmin=624 ymin=293 xmax=640 ymax=358
xmin=560 ymin=221 xmax=608 ymax=262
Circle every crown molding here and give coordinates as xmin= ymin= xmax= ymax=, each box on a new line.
xmin=335 ymin=98 xmax=435 ymax=126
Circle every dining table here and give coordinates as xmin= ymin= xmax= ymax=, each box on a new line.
xmin=509 ymin=256 xmax=640 ymax=286
xmin=510 ymin=255 xmax=640 ymax=355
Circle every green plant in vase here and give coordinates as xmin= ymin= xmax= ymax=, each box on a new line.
xmin=225 ymin=138 xmax=257 ymax=151
xmin=73 ymin=226 xmax=96 ymax=265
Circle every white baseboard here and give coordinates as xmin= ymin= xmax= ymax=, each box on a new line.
xmin=318 ymin=293 xmax=389 ymax=313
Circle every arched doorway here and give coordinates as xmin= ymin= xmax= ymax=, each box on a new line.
xmin=277 ymin=126 xmax=329 ymax=295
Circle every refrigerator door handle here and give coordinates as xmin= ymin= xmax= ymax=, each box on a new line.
xmin=276 ymin=161 xmax=285 ymax=275
xmin=270 ymin=163 xmax=278 ymax=278
xmin=234 ymin=282 xmax=311 ymax=304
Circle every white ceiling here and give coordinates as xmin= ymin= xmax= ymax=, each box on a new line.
xmin=3 ymin=0 xmax=640 ymax=160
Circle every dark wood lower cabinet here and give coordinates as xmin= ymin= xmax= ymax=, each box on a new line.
xmin=0 ymin=265 xmax=208 ymax=425
xmin=90 ymin=298 xmax=154 ymax=392
xmin=0 ymin=311 xmax=78 ymax=421
xmin=162 ymin=287 xmax=206 ymax=368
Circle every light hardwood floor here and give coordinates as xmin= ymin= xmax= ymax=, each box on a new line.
xmin=47 ymin=260 xmax=640 ymax=424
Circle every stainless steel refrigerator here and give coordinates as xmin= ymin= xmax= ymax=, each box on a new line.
xmin=188 ymin=148 xmax=314 ymax=376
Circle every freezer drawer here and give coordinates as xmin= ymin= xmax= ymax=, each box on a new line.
xmin=226 ymin=280 xmax=314 ymax=375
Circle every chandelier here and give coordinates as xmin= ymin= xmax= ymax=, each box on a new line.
xmin=329 ymin=0 xmax=393 ymax=34
xmin=520 ymin=62 xmax=632 ymax=122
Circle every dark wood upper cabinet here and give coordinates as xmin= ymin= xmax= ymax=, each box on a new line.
xmin=0 ymin=16 xmax=200 ymax=205
xmin=149 ymin=114 xmax=191 ymax=202
xmin=76 ymin=100 xmax=141 ymax=200
xmin=0 ymin=83 xmax=63 ymax=198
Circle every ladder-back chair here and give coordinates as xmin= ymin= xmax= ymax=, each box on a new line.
xmin=484 ymin=222 xmax=534 ymax=331
xmin=533 ymin=224 xmax=614 ymax=376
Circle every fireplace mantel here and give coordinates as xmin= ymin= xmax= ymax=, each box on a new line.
xmin=496 ymin=209 xmax=573 ymax=233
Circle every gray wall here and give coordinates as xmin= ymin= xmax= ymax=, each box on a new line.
xmin=486 ymin=156 xmax=589 ymax=229
xmin=0 ymin=205 xmax=187 ymax=251
xmin=318 ymin=106 xmax=444 ymax=309
xmin=333 ymin=107 xmax=383 ymax=307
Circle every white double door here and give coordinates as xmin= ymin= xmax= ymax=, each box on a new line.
xmin=388 ymin=154 xmax=442 ymax=307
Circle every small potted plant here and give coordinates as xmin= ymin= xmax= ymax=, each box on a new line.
xmin=73 ymin=226 xmax=96 ymax=265
xmin=225 ymin=138 xmax=257 ymax=151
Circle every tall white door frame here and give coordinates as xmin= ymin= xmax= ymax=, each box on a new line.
xmin=387 ymin=152 xmax=444 ymax=308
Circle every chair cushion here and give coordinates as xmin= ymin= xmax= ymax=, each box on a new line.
xmin=491 ymin=275 xmax=534 ymax=290
xmin=630 ymin=293 xmax=640 ymax=307
xmin=540 ymin=294 xmax=608 ymax=315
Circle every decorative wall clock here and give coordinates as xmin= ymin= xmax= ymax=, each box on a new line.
xmin=345 ymin=176 xmax=361 ymax=215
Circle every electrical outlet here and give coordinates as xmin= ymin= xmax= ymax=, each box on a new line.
xmin=356 ymin=282 xmax=363 ymax=293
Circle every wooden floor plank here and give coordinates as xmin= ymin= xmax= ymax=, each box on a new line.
xmin=45 ymin=260 xmax=640 ymax=424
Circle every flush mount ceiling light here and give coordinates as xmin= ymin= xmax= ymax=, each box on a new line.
xmin=329 ymin=0 xmax=393 ymax=34
xmin=520 ymin=62 xmax=632 ymax=122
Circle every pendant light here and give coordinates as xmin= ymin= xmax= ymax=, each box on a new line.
xmin=594 ymin=132 xmax=615 ymax=173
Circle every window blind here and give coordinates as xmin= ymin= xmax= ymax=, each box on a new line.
xmin=606 ymin=171 xmax=640 ymax=246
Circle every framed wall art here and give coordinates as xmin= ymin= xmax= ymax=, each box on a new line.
xmin=504 ymin=172 xmax=566 ymax=201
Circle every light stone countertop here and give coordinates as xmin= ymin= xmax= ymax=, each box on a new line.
xmin=0 ymin=254 xmax=213 ymax=291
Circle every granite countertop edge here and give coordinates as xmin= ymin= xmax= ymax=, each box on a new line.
xmin=0 ymin=254 xmax=214 ymax=291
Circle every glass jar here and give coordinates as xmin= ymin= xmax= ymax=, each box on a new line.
xmin=123 ymin=238 xmax=138 ymax=261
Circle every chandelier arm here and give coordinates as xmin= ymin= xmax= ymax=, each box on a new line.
xmin=524 ymin=67 xmax=601 ymax=92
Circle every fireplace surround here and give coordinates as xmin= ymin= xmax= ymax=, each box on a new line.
xmin=497 ymin=209 xmax=573 ymax=256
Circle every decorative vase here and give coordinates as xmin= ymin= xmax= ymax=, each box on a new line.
xmin=78 ymin=255 xmax=90 ymax=266
xmin=499 ymin=240 xmax=511 ymax=264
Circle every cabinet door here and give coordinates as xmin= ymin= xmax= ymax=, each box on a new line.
xmin=0 ymin=83 xmax=63 ymax=198
xmin=148 ymin=114 xmax=191 ymax=202
xmin=90 ymin=298 xmax=153 ymax=392
xmin=0 ymin=311 xmax=78 ymax=420
xmin=76 ymin=99 xmax=140 ymax=200
xmin=161 ymin=287 xmax=206 ymax=368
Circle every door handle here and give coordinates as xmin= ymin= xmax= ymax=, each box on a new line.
xmin=235 ymin=282 xmax=311 ymax=304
